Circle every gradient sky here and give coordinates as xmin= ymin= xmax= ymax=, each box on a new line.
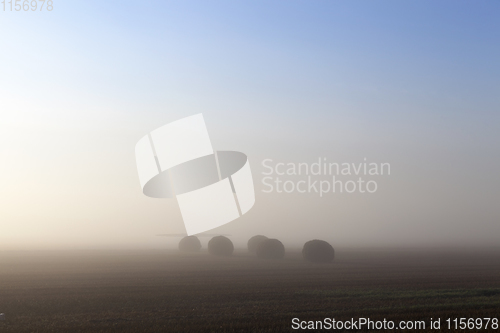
xmin=1 ymin=1 xmax=499 ymax=249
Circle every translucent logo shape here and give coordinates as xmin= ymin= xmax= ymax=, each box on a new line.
xmin=135 ymin=114 xmax=255 ymax=235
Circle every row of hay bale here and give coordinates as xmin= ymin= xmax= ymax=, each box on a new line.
xmin=179 ymin=235 xmax=334 ymax=263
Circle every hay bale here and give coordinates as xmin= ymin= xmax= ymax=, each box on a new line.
xmin=302 ymin=240 xmax=334 ymax=263
xmin=256 ymin=239 xmax=285 ymax=259
xmin=247 ymin=235 xmax=268 ymax=254
xmin=178 ymin=236 xmax=202 ymax=252
xmin=208 ymin=236 xmax=234 ymax=256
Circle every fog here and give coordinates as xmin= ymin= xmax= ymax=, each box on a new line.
xmin=1 ymin=1 xmax=499 ymax=250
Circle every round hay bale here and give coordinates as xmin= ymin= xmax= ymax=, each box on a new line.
xmin=208 ymin=236 xmax=234 ymax=256
xmin=247 ymin=235 xmax=268 ymax=254
xmin=256 ymin=239 xmax=285 ymax=259
xmin=178 ymin=236 xmax=202 ymax=252
xmin=302 ymin=240 xmax=335 ymax=263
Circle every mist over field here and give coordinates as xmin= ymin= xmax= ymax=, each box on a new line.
xmin=2 ymin=2 xmax=500 ymax=332
xmin=1 ymin=0 xmax=499 ymax=251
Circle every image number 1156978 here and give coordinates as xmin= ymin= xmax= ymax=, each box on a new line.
xmin=2 ymin=0 xmax=53 ymax=11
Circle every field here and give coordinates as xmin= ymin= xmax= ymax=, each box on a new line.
xmin=0 ymin=248 xmax=499 ymax=332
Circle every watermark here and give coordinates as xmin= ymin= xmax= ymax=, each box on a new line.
xmin=262 ymin=158 xmax=390 ymax=196
xmin=292 ymin=317 xmax=424 ymax=330
xmin=1 ymin=0 xmax=53 ymax=11
xmin=135 ymin=114 xmax=255 ymax=235
xmin=291 ymin=317 xmax=499 ymax=330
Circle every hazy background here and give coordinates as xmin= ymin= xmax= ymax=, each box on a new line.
xmin=1 ymin=1 xmax=499 ymax=250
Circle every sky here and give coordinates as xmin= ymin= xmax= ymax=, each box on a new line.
xmin=1 ymin=0 xmax=499 ymax=250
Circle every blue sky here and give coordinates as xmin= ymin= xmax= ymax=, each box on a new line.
xmin=3 ymin=1 xmax=500 ymax=120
